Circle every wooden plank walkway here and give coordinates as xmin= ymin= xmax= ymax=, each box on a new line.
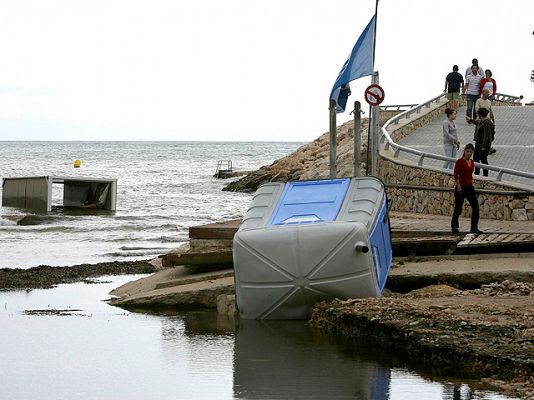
xmin=457 ymin=233 xmax=534 ymax=251
xmin=173 ymin=212 xmax=534 ymax=267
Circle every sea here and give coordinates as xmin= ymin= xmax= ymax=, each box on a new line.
xmin=0 ymin=141 xmax=303 ymax=269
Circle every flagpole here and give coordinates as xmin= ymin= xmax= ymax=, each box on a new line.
xmin=368 ymin=0 xmax=379 ymax=176
xmin=372 ymin=0 xmax=379 ymax=71
xmin=330 ymin=9 xmax=377 ymax=178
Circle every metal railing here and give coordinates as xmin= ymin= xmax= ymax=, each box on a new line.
xmin=379 ymin=104 xmax=418 ymax=112
xmin=214 ymin=160 xmax=233 ymax=178
xmin=494 ymin=93 xmax=523 ymax=103
xmin=380 ymin=93 xmax=534 ymax=186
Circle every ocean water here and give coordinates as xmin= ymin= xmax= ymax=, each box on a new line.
xmin=0 ymin=277 xmax=516 ymax=400
xmin=0 ymin=141 xmax=303 ymax=268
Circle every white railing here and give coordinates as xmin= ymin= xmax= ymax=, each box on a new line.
xmin=380 ymin=93 xmax=534 ymax=185
xmin=379 ymin=104 xmax=417 ymax=112
xmin=494 ymin=93 xmax=523 ymax=103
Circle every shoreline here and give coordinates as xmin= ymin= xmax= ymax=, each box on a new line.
xmin=310 ymin=283 xmax=534 ymax=399
xmin=0 ymin=260 xmax=156 ymax=290
xmin=3 ymin=253 xmax=533 ymax=398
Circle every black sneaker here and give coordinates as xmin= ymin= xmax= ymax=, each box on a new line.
xmin=470 ymin=228 xmax=483 ymax=234
xmin=452 ymin=228 xmax=459 ymax=234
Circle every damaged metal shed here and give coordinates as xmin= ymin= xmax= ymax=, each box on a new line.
xmin=2 ymin=176 xmax=117 ymax=212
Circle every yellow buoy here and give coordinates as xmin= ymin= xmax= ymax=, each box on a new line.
xmin=73 ymin=159 xmax=81 ymax=168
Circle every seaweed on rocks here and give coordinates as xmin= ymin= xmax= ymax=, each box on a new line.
xmin=0 ymin=260 xmax=156 ymax=290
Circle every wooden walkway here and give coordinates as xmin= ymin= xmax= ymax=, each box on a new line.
xmin=457 ymin=232 xmax=534 ymax=253
xmin=183 ymin=212 xmax=534 ymax=260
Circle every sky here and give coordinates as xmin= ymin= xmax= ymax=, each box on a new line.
xmin=0 ymin=0 xmax=533 ymax=142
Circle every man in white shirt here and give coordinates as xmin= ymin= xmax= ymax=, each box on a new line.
xmin=465 ymin=58 xmax=484 ymax=78
xmin=462 ymin=65 xmax=483 ymax=123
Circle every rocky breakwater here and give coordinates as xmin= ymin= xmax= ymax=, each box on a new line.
xmin=310 ymin=283 xmax=534 ymax=399
xmin=223 ymin=118 xmax=370 ymax=193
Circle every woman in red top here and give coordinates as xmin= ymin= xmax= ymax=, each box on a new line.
xmin=479 ymin=69 xmax=497 ymax=102
xmin=451 ymin=143 xmax=482 ymax=234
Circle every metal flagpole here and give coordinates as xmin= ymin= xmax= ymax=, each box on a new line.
xmin=369 ymin=0 xmax=379 ymax=176
xmin=372 ymin=0 xmax=379 ymax=71
xmin=371 ymin=72 xmax=380 ymax=176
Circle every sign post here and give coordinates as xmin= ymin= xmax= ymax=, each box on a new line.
xmin=352 ymin=101 xmax=362 ymax=177
xmin=364 ymin=78 xmax=384 ymax=176
xmin=329 ymin=99 xmax=337 ymax=179
xmin=364 ymin=83 xmax=385 ymax=107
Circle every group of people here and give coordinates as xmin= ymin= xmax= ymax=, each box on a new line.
xmin=442 ymin=58 xmax=498 ymax=234
xmin=444 ymin=58 xmax=497 ymax=119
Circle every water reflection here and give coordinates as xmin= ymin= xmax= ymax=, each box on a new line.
xmin=0 ymin=279 xmax=517 ymax=400
xmin=233 ymin=319 xmax=389 ymax=400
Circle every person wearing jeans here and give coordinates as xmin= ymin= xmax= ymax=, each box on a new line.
xmin=462 ymin=65 xmax=483 ymax=124
xmin=451 ymin=143 xmax=482 ymax=234
xmin=442 ymin=108 xmax=460 ymax=169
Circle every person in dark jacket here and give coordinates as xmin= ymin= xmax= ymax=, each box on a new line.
xmin=473 ymin=107 xmax=494 ymax=177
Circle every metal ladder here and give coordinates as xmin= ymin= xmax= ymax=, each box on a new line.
xmin=214 ymin=160 xmax=233 ymax=178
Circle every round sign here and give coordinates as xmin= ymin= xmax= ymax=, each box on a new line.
xmin=364 ymin=84 xmax=385 ymax=106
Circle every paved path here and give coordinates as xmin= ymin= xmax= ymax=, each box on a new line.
xmin=390 ymin=211 xmax=534 ymax=233
xmin=397 ymin=105 xmax=534 ymax=188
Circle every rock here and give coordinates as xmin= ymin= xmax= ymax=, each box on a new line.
xmin=405 ymin=284 xmax=459 ymax=298
xmin=217 ymin=294 xmax=229 ymax=314
xmin=512 ymin=209 xmax=528 ymax=221
xmin=217 ymin=294 xmax=237 ymax=316
xmin=511 ymin=199 xmax=525 ymax=209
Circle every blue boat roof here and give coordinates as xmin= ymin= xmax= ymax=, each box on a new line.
xmin=268 ymin=179 xmax=351 ymax=226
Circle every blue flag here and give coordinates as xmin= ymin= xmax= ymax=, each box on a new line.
xmin=330 ymin=15 xmax=376 ymax=113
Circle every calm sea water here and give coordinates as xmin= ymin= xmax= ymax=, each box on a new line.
xmin=0 ymin=141 xmax=303 ymax=268
xmin=0 ymin=277 xmax=515 ymax=400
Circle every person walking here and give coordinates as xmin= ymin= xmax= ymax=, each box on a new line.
xmin=451 ymin=143 xmax=482 ymax=234
xmin=442 ymin=108 xmax=460 ymax=169
xmin=475 ymin=88 xmax=496 ymax=154
xmin=465 ymin=58 xmax=484 ymax=78
xmin=479 ymin=69 xmax=497 ymax=102
xmin=444 ymin=65 xmax=464 ymax=110
xmin=475 ymin=89 xmax=495 ymax=124
xmin=473 ymin=107 xmax=494 ymax=177
xmin=462 ymin=64 xmax=483 ymax=124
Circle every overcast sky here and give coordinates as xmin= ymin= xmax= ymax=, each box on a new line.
xmin=1 ymin=0 xmax=533 ymax=141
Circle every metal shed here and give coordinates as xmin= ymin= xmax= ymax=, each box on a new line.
xmin=2 ymin=176 xmax=117 ymax=212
